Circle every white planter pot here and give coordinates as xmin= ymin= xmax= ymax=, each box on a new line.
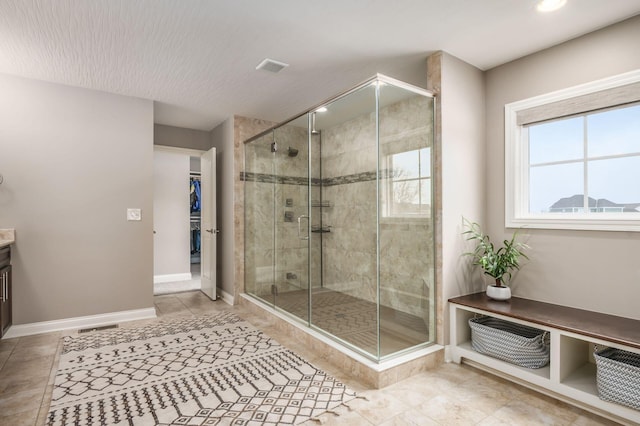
xmin=486 ymin=285 xmax=511 ymax=301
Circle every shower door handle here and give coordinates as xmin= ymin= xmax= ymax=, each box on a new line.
xmin=297 ymin=215 xmax=309 ymax=240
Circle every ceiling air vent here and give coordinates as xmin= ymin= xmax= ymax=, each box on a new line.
xmin=256 ymin=58 xmax=289 ymax=73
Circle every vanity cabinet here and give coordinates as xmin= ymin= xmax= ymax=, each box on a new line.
xmin=0 ymin=246 xmax=11 ymax=338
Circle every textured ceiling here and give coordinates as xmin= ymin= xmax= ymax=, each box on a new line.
xmin=0 ymin=0 xmax=639 ymax=131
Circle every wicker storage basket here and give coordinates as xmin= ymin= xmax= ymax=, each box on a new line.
xmin=594 ymin=347 xmax=640 ymax=410
xmin=469 ymin=316 xmax=550 ymax=369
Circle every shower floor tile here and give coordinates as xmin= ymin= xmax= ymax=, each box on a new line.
xmin=272 ymin=288 xmax=430 ymax=357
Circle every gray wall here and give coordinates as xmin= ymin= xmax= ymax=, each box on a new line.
xmin=153 ymin=150 xmax=190 ymax=278
xmin=485 ymin=16 xmax=640 ymax=319
xmin=210 ymin=117 xmax=234 ymax=298
xmin=427 ymin=52 xmax=486 ymax=345
xmin=0 ymin=73 xmax=154 ymax=324
xmin=154 ymin=123 xmax=211 ymax=151
xmin=189 ymin=156 xmax=201 ymax=173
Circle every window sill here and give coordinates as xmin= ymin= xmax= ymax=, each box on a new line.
xmin=506 ymin=215 xmax=640 ymax=232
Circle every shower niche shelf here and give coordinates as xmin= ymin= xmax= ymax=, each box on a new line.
xmin=311 ymin=225 xmax=331 ymax=233
xmin=311 ymin=200 xmax=332 ymax=208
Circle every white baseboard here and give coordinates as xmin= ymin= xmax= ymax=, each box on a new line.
xmin=153 ymin=273 xmax=192 ymax=284
xmin=3 ymin=307 xmax=157 ymax=339
xmin=219 ymin=288 xmax=234 ymax=305
xmin=154 ymin=280 xmax=201 ymax=295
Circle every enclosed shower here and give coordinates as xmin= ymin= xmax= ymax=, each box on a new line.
xmin=243 ymin=75 xmax=435 ymax=362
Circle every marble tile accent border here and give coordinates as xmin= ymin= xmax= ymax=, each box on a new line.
xmin=240 ymin=171 xmax=321 ymax=186
xmin=241 ymin=169 xmax=394 ymax=187
xmin=324 ymin=170 xmax=379 ymax=187
xmin=239 ymin=293 xmax=444 ymax=389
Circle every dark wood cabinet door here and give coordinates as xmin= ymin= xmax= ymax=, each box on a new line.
xmin=0 ymin=246 xmax=12 ymax=337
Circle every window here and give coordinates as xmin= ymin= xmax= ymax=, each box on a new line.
xmin=505 ymin=70 xmax=640 ymax=231
xmin=384 ymin=147 xmax=431 ymax=217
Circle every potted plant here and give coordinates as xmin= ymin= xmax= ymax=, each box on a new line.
xmin=463 ymin=218 xmax=529 ymax=301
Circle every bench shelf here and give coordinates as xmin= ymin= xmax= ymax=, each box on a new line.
xmin=449 ymin=293 xmax=640 ymax=425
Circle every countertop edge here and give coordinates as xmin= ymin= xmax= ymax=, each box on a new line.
xmin=0 ymin=228 xmax=16 ymax=248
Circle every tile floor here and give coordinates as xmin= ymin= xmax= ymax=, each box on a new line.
xmin=0 ymin=291 xmax=625 ymax=425
xmin=153 ymin=262 xmax=202 ymax=295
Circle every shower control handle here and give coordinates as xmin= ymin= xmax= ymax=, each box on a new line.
xmin=297 ymin=215 xmax=309 ymax=240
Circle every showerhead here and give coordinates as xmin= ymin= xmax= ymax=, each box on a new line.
xmin=287 ymin=147 xmax=299 ymax=157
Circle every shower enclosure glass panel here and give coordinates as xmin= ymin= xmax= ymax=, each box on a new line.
xmin=378 ymin=83 xmax=435 ymax=356
xmin=311 ymin=84 xmax=379 ymax=358
xmin=273 ymin=116 xmax=310 ymax=322
xmin=244 ymin=131 xmax=276 ymax=304
xmin=244 ymin=75 xmax=435 ymax=362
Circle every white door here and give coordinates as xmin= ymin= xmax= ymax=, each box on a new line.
xmin=200 ymin=148 xmax=217 ymax=300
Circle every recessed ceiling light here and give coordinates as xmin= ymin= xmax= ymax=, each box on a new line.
xmin=255 ymin=58 xmax=289 ymax=73
xmin=536 ymin=0 xmax=567 ymax=12
xmin=315 ymin=107 xmax=327 ymax=113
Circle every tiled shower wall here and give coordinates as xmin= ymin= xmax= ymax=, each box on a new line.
xmin=320 ymin=109 xmax=378 ymax=303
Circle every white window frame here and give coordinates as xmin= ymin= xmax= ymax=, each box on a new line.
xmin=505 ymin=69 xmax=640 ymax=232
xmin=383 ymin=147 xmax=432 ymax=219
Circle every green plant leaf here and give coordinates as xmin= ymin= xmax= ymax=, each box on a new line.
xmin=461 ymin=217 xmax=529 ymax=286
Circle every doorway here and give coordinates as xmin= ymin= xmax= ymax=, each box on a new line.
xmin=189 ymin=159 xmax=201 ymax=287
xmin=153 ymin=146 xmax=217 ymax=300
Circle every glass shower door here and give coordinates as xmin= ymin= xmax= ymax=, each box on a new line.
xmin=244 ymin=131 xmax=276 ymax=305
xmin=273 ymin=116 xmax=310 ymax=323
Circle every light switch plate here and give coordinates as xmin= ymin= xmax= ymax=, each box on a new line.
xmin=127 ymin=208 xmax=141 ymax=221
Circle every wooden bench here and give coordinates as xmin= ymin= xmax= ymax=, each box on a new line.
xmin=449 ymin=293 xmax=640 ymax=424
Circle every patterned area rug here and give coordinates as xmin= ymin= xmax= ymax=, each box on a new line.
xmin=46 ymin=312 xmax=356 ymax=425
